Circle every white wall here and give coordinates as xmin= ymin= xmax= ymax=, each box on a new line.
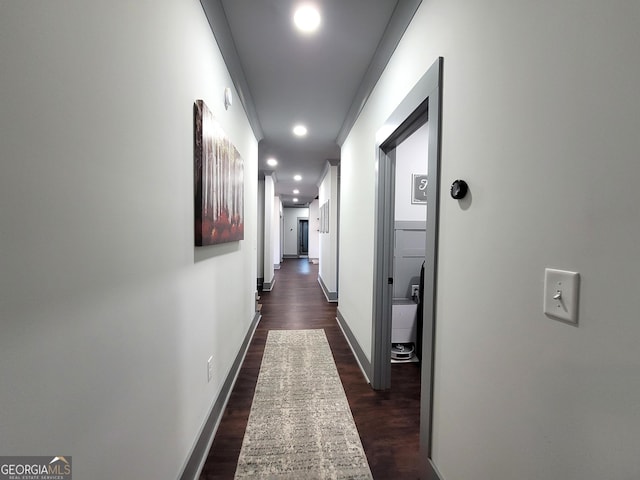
xmin=0 ymin=2 xmax=258 ymax=479
xmin=393 ymin=124 xmax=428 ymax=300
xmin=319 ymin=164 xmax=339 ymax=295
xmin=257 ymin=178 xmax=265 ymax=281
xmin=263 ymin=175 xmax=275 ymax=284
xmin=395 ymin=122 xmax=428 ymax=221
xmin=340 ymin=1 xmax=640 ymax=479
xmin=308 ymin=199 xmax=320 ymax=259
xmin=283 ymin=207 xmax=310 ymax=256
xmin=274 ymin=197 xmax=283 ymax=267
xmin=339 ymin=137 xmax=375 ymax=354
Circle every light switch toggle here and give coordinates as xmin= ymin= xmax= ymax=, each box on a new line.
xmin=544 ymin=268 xmax=580 ymax=325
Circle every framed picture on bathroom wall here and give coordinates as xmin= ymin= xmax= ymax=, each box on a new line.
xmin=411 ymin=174 xmax=428 ymax=204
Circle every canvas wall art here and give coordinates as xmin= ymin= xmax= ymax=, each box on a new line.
xmin=194 ymin=99 xmax=244 ymax=246
xmin=411 ymin=174 xmax=428 ymax=204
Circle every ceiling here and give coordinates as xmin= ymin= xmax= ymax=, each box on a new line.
xmin=200 ymin=0 xmax=421 ymax=207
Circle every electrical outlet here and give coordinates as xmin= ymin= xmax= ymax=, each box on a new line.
xmin=207 ymin=356 xmax=213 ymax=383
xmin=411 ymin=284 xmax=420 ymax=298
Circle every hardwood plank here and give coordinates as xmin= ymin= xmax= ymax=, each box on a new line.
xmin=199 ymin=259 xmax=421 ymax=479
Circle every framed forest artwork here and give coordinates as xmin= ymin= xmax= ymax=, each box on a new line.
xmin=194 ymin=99 xmax=244 ymax=246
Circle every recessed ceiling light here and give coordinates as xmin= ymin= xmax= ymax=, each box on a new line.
xmin=266 ymin=157 xmax=278 ymax=167
xmin=293 ymin=124 xmax=307 ymax=137
xmin=293 ymin=189 xmax=300 ymax=194
xmin=293 ymin=198 xmax=299 ymax=203
xmin=293 ymin=4 xmax=321 ymax=34
xmin=294 ymin=174 xmax=302 ymax=181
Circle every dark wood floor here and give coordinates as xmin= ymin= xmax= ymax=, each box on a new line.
xmin=199 ymin=258 xmax=421 ymax=479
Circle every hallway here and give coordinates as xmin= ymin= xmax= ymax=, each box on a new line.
xmin=200 ymin=258 xmax=421 ymax=479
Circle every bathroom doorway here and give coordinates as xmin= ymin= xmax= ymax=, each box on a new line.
xmin=390 ymin=122 xmax=429 ymax=366
xmin=371 ymin=57 xmax=443 ymax=477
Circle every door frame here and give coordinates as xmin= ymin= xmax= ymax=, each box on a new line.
xmin=371 ymin=57 xmax=443 ymax=479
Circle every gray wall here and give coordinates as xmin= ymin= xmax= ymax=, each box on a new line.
xmin=0 ymin=2 xmax=258 ymax=478
xmin=393 ymin=224 xmax=425 ymax=300
xmin=339 ymin=1 xmax=640 ymax=479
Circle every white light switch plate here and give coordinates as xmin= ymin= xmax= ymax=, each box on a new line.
xmin=544 ymin=268 xmax=580 ymax=324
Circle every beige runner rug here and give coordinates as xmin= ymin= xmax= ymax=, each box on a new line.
xmin=234 ymin=329 xmax=373 ymax=479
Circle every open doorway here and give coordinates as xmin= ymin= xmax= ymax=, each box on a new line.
xmin=371 ymin=57 xmax=443 ymax=479
xmin=298 ymin=218 xmax=309 ymax=256
xmin=391 ymin=122 xmax=429 ymax=365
